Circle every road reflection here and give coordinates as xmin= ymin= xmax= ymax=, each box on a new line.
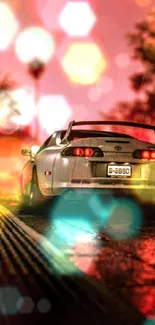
xmin=70 ymin=231 xmax=155 ymax=319
xmin=9 ymin=193 xmax=155 ymax=320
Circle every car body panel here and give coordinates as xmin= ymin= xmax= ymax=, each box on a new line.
xmin=20 ymin=121 xmax=155 ymax=200
xmin=51 ymin=137 xmax=155 ymax=195
xmin=35 ymin=146 xmax=64 ymax=196
xmin=20 ymin=160 xmax=35 ymax=196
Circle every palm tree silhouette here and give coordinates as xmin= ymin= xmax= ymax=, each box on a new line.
xmin=0 ymin=74 xmax=20 ymax=115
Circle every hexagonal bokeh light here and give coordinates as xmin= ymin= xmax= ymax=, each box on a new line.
xmin=39 ymin=95 xmax=72 ymax=134
xmin=0 ymin=88 xmax=36 ymax=134
xmin=61 ymin=42 xmax=107 ymax=85
xmin=11 ymin=88 xmax=36 ymax=125
xmin=0 ymin=3 xmax=19 ymax=50
xmin=15 ymin=27 xmax=55 ymax=63
xmin=59 ymin=1 xmax=96 ymax=37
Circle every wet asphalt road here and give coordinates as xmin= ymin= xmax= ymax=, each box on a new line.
xmin=2 ymin=196 xmax=155 ymax=321
xmin=0 ymin=203 xmax=144 ymax=325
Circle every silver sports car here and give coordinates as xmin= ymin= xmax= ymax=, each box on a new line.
xmin=20 ymin=120 xmax=155 ymax=208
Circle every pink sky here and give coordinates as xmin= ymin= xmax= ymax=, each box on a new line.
xmin=0 ymin=0 xmax=154 ymax=138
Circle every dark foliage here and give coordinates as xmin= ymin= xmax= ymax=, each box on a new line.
xmin=0 ymin=73 xmax=18 ymax=91
xmin=100 ymin=7 xmax=155 ymax=129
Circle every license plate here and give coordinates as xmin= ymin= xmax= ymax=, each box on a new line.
xmin=107 ymin=165 xmax=131 ymax=177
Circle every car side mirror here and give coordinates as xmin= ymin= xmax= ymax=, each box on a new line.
xmin=21 ymin=148 xmax=31 ymax=156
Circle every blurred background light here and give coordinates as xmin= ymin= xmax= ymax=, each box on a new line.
xmin=58 ymin=1 xmax=96 ymax=37
xmin=35 ymin=0 xmax=67 ymax=31
xmin=0 ymin=120 xmax=19 ymax=135
xmin=132 ymin=188 xmax=155 ymax=205
xmin=0 ymin=3 xmax=19 ymax=51
xmin=0 ymin=157 xmax=23 ymax=175
xmin=37 ymin=298 xmax=51 ymax=313
xmin=51 ymin=217 xmax=95 ymax=246
xmin=88 ymin=76 xmax=114 ymax=101
xmin=31 ymin=145 xmax=40 ymax=155
xmin=15 ymin=26 xmax=55 ymax=63
xmin=115 ymin=52 xmax=130 ymax=68
xmin=0 ymin=172 xmax=13 ymax=180
xmin=11 ymin=88 xmax=36 ymax=125
xmin=0 ymin=90 xmax=19 ymax=134
xmin=0 ymin=137 xmax=37 ymax=197
xmin=8 ymin=0 xmax=21 ymax=11
xmin=97 ymin=76 xmax=114 ymax=94
xmin=0 ymin=102 xmax=10 ymax=121
xmin=17 ymin=296 xmax=34 ymax=314
xmin=144 ymin=320 xmax=155 ymax=325
xmin=0 ymin=87 xmax=35 ymax=134
xmin=46 ymin=191 xmax=99 ymax=247
xmin=39 ymin=95 xmax=72 ymax=134
xmin=88 ymin=192 xmax=116 ymax=227
xmin=61 ymin=42 xmax=107 ymax=85
xmin=134 ymin=0 xmax=152 ymax=7
xmin=0 ymin=286 xmax=22 ymax=315
xmin=104 ymin=198 xmax=142 ymax=240
xmin=88 ymin=193 xmax=142 ymax=239
xmin=87 ymin=86 xmax=102 ymax=102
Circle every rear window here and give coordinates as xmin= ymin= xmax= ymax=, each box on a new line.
xmin=61 ymin=130 xmax=132 ymax=141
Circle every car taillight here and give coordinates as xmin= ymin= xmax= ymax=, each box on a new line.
xmin=74 ymin=147 xmax=84 ymax=156
xmin=61 ymin=147 xmax=103 ymax=157
xmin=142 ymin=150 xmax=150 ymax=159
xmin=150 ymin=151 xmax=155 ymax=159
xmin=84 ymin=148 xmax=94 ymax=157
xmin=133 ymin=149 xmax=155 ymax=160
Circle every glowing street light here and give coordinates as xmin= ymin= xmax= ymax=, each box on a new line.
xmin=15 ymin=26 xmax=55 ymax=142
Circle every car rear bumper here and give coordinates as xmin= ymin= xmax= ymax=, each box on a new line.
xmin=71 ymin=178 xmax=155 ymax=186
xmin=54 ymin=187 xmax=155 ymax=207
xmin=50 ymin=178 xmax=155 ymax=196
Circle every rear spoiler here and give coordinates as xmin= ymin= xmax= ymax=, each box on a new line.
xmin=61 ymin=120 xmax=155 ymax=143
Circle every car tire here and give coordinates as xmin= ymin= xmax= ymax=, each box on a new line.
xmin=19 ymin=193 xmax=30 ymax=214
xmin=29 ymin=168 xmax=45 ymax=211
xmin=19 ymin=168 xmax=45 ymax=215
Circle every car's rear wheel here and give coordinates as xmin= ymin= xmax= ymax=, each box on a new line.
xmin=29 ymin=168 xmax=42 ymax=206
xmin=19 ymin=168 xmax=45 ymax=214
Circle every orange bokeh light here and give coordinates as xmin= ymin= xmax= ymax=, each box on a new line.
xmin=134 ymin=0 xmax=152 ymax=6
xmin=0 ymin=136 xmax=35 ymax=197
